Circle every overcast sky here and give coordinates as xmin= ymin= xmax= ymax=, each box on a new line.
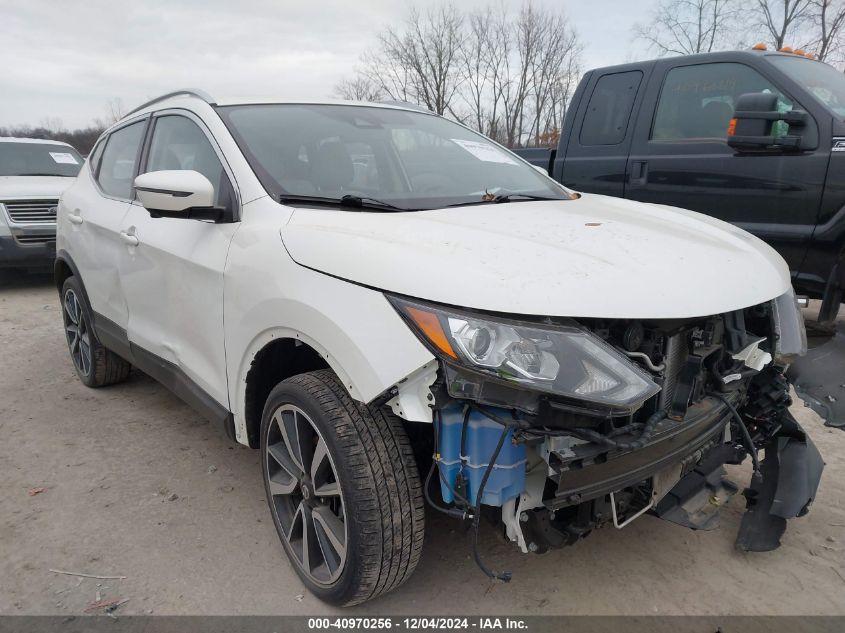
xmin=0 ymin=0 xmax=653 ymax=129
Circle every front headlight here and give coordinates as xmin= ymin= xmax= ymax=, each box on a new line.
xmin=389 ymin=296 xmax=659 ymax=413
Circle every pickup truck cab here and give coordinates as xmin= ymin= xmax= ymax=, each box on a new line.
xmin=0 ymin=137 xmax=83 ymax=271
xmin=515 ymin=49 xmax=845 ymax=322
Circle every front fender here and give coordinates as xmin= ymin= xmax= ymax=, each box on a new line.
xmin=224 ymin=208 xmax=435 ymax=445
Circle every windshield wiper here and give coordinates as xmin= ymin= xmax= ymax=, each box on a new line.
xmin=16 ymin=173 xmax=68 ymax=177
xmin=278 ymin=193 xmax=404 ymax=212
xmin=340 ymin=194 xmax=407 ymax=211
xmin=491 ymin=193 xmax=561 ymax=203
xmin=443 ymin=193 xmax=563 ymax=208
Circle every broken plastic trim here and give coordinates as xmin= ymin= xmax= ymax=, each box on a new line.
xmin=735 ymin=411 xmax=824 ymax=551
xmin=787 ymin=321 xmax=845 ymax=429
xmin=609 ymin=490 xmax=653 ymax=529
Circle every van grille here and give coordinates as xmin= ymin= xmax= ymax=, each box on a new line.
xmin=3 ymin=200 xmax=59 ymax=224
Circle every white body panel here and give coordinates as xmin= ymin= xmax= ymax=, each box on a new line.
xmin=0 ymin=175 xmax=75 ymax=200
xmin=134 ymin=170 xmax=215 ymax=212
xmin=223 ymin=199 xmax=435 ymax=443
xmin=57 ymin=164 xmax=132 ymax=328
xmin=118 ymin=201 xmax=237 ymax=406
xmin=281 ymin=194 xmax=791 ymax=320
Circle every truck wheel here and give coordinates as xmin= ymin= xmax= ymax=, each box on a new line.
xmin=260 ymin=369 xmax=424 ymax=606
xmin=61 ymin=277 xmax=131 ymax=387
xmin=818 ymin=262 xmax=843 ymax=324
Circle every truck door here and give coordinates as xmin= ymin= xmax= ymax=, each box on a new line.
xmin=625 ymin=60 xmax=829 ymax=274
xmin=553 ymin=69 xmax=645 ymax=197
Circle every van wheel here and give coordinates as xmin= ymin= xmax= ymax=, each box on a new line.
xmin=260 ymin=369 xmax=424 ymax=606
xmin=61 ymin=277 xmax=131 ymax=387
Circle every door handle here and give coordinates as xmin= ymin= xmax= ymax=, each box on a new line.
xmin=67 ymin=212 xmax=83 ymax=225
xmin=119 ymin=231 xmax=139 ymax=247
xmin=629 ymin=160 xmax=648 ymax=186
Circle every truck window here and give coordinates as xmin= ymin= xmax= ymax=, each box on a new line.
xmin=579 ymin=71 xmax=643 ymax=146
xmin=768 ymin=55 xmax=845 ymax=117
xmin=651 ymin=63 xmax=792 ymax=141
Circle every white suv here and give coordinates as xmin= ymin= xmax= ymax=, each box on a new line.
xmin=1 ymin=137 xmax=83 ymax=271
xmin=56 ymin=90 xmax=822 ymax=606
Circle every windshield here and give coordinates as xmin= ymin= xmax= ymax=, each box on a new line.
xmin=0 ymin=142 xmax=83 ymax=177
xmin=768 ymin=55 xmax=845 ymax=117
xmin=217 ymin=104 xmax=569 ymax=210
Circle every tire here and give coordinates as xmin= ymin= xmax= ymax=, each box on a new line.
xmin=260 ymin=369 xmax=425 ymax=606
xmin=818 ymin=262 xmax=843 ymax=324
xmin=61 ymin=276 xmax=131 ymax=387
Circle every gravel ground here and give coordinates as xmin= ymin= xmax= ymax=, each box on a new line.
xmin=1 ymin=273 xmax=843 ymax=616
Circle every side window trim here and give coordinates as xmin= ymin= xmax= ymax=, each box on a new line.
xmin=647 ymin=61 xmax=799 ymax=144
xmin=139 ymin=108 xmax=241 ymax=220
xmin=87 ymin=137 xmax=107 ymax=179
xmin=91 ymin=114 xmax=150 ymax=202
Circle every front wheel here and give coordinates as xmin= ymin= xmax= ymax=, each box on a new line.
xmin=260 ymin=369 xmax=424 ymax=606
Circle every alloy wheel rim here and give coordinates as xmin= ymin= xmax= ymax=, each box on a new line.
xmin=63 ymin=289 xmax=92 ymax=377
xmin=265 ymin=404 xmax=348 ymax=586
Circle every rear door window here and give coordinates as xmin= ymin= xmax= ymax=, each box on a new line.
xmin=580 ymin=71 xmax=643 ymax=146
xmin=97 ymin=121 xmax=146 ymax=199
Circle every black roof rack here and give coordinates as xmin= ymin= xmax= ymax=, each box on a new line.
xmin=125 ymin=89 xmax=215 ymax=117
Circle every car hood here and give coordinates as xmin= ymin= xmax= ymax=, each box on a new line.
xmin=280 ymin=193 xmax=791 ymax=319
xmin=0 ymin=176 xmax=76 ymax=200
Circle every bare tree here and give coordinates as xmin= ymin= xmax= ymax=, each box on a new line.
xmin=0 ymin=122 xmax=105 ymax=154
xmin=634 ymin=0 xmax=738 ymax=55
xmin=751 ymin=0 xmax=813 ymax=49
xmin=104 ymin=97 xmax=126 ymax=125
xmin=357 ymin=5 xmax=464 ymax=116
xmin=39 ymin=117 xmax=65 ymax=133
xmin=333 ymin=76 xmax=384 ymax=102
xmin=458 ymin=7 xmax=501 ymax=134
xmin=808 ymin=0 xmax=845 ymax=60
xmin=526 ymin=10 xmax=581 ymax=145
xmin=336 ymin=1 xmax=582 ymax=147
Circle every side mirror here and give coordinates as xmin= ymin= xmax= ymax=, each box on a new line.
xmin=134 ymin=170 xmax=225 ymax=220
xmin=727 ymin=92 xmax=812 ymax=152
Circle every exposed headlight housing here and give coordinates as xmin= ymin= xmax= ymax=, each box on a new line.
xmin=389 ymin=296 xmax=660 ymax=414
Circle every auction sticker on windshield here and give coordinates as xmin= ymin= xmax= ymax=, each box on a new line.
xmin=450 ymin=138 xmax=518 ymax=165
xmin=49 ymin=152 xmax=79 ymax=164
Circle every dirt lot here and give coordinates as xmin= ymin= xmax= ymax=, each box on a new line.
xmin=1 ymin=273 xmax=843 ymax=616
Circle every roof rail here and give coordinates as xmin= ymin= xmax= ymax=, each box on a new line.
xmin=378 ymin=100 xmax=433 ymax=114
xmin=125 ymin=89 xmax=215 ymax=117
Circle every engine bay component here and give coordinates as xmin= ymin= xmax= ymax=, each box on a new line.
xmin=437 ymin=405 xmax=527 ymax=506
xmin=419 ymin=296 xmax=823 ymax=583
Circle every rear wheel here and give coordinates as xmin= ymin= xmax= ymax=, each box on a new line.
xmin=61 ymin=276 xmax=131 ymax=387
xmin=260 ymin=369 xmax=424 ymax=606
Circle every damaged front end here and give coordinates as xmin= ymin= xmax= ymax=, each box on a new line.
xmin=388 ymin=289 xmax=824 ymax=577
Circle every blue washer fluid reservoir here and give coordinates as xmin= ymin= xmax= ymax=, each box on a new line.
xmin=437 ymin=405 xmax=527 ymax=507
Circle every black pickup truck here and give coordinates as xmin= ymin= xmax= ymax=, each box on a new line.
xmin=514 ymin=49 xmax=845 ymax=322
